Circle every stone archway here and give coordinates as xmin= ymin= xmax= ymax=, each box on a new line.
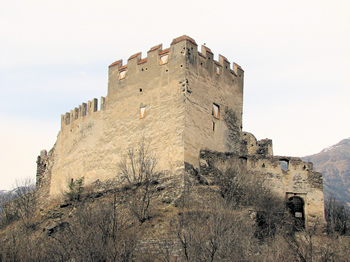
xmin=287 ymin=196 xmax=305 ymax=230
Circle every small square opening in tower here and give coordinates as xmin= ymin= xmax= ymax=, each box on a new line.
xmin=119 ymin=70 xmax=126 ymax=80
xmin=280 ymin=159 xmax=289 ymax=170
xmin=212 ymin=103 xmax=220 ymax=119
xmin=160 ymin=55 xmax=169 ymax=65
xmin=140 ymin=107 xmax=146 ymax=119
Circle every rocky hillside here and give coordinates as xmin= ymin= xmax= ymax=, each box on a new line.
xmin=302 ymin=138 xmax=350 ymax=205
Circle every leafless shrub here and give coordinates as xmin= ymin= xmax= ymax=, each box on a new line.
xmin=0 ymin=226 xmax=48 ymax=261
xmin=173 ymin=201 xmax=344 ymax=262
xmin=217 ymin=164 xmax=290 ymax=239
xmin=0 ymin=178 xmax=37 ymax=228
xmin=173 ymin=200 xmax=259 ymax=262
xmin=325 ymin=195 xmax=350 ymax=235
xmin=118 ymin=139 xmax=157 ymax=186
xmin=128 ymin=184 xmax=155 ymax=224
xmin=119 ymin=139 xmax=158 ymax=224
xmin=254 ymin=191 xmax=292 ymax=239
xmin=47 ymin=194 xmax=136 ymax=261
xmin=13 ymin=178 xmax=37 ymax=228
xmin=216 ymin=161 xmax=270 ymax=208
xmin=1 ymin=228 xmax=21 ymax=261
xmin=0 ymin=192 xmax=18 ymax=226
xmin=0 ymin=193 xmax=137 ymax=261
xmin=280 ymin=220 xmax=331 ymax=262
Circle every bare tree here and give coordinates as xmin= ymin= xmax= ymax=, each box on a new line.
xmin=13 ymin=178 xmax=37 ymax=228
xmin=216 ymin=163 xmax=289 ymax=239
xmin=325 ymin=195 xmax=350 ymax=235
xmin=47 ymin=196 xmax=136 ymax=261
xmin=216 ymin=162 xmax=271 ymax=208
xmin=0 ymin=178 xmax=37 ymax=228
xmin=118 ymin=139 xmax=158 ymax=223
xmin=118 ymin=139 xmax=157 ymax=186
xmin=0 ymin=191 xmax=17 ymax=226
xmin=174 ymin=203 xmax=258 ymax=262
xmin=280 ymin=220 xmax=329 ymax=262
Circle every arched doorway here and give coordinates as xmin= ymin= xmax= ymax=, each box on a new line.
xmin=287 ymin=196 xmax=305 ymax=230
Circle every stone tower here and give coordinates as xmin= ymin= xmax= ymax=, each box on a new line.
xmin=38 ymin=35 xmax=244 ymax=196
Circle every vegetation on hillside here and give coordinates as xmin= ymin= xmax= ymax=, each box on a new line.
xmin=1 ymin=153 xmax=350 ymax=261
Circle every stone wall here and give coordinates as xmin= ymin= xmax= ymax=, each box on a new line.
xmin=198 ymin=149 xmax=325 ymax=227
xmin=184 ymin=43 xmax=245 ymax=169
xmin=36 ymin=149 xmax=54 ymax=205
xmin=48 ymin=38 xmax=188 ymax=196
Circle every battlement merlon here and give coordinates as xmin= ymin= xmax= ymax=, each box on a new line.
xmin=107 ymin=35 xmax=244 ymax=97
xmin=60 ymin=97 xmax=105 ymax=129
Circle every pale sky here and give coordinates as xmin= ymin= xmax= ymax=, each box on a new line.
xmin=1 ymin=0 xmax=349 ymax=190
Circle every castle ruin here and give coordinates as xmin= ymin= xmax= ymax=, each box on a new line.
xmin=36 ymin=35 xmax=325 ymax=227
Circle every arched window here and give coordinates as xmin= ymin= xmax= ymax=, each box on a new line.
xmin=287 ymin=196 xmax=305 ymax=230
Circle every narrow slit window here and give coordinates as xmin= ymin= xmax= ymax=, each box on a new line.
xmin=119 ymin=70 xmax=126 ymax=80
xmin=160 ymin=55 xmax=169 ymax=65
xmin=140 ymin=107 xmax=146 ymax=119
xmin=216 ymin=66 xmax=220 ymax=75
xmin=212 ymin=104 xmax=220 ymax=119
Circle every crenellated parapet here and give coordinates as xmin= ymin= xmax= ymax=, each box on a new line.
xmin=197 ymin=45 xmax=243 ymax=78
xmin=60 ymin=96 xmax=105 ymax=129
xmin=107 ymin=35 xmax=244 ymax=98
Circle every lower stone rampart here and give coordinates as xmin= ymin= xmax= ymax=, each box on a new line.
xmin=35 ymin=147 xmax=54 ymax=206
xmin=198 ymin=150 xmax=326 ymax=228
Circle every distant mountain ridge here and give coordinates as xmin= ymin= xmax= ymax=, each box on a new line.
xmin=302 ymin=138 xmax=350 ymax=205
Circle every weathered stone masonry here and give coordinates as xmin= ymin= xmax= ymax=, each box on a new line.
xmin=35 ymin=35 xmax=325 ymax=227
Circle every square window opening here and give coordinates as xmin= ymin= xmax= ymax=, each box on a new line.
xmin=119 ymin=70 xmax=126 ymax=80
xmin=160 ymin=55 xmax=169 ymax=65
xmin=140 ymin=107 xmax=146 ymax=119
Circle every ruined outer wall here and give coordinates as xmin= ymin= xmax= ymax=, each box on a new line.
xmin=48 ymin=39 xmax=190 ymax=197
xmin=36 ymin=149 xmax=53 ymax=205
xmin=248 ymin=155 xmax=325 ymax=226
xmin=199 ymin=150 xmax=325 ymax=227
xmin=184 ymin=40 xmax=245 ymax=169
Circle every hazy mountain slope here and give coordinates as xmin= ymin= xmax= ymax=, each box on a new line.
xmin=302 ymin=138 xmax=350 ymax=205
